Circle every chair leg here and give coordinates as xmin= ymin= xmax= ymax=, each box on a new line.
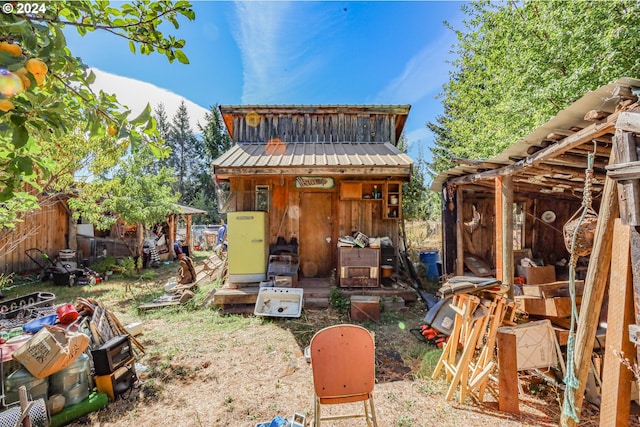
xmin=314 ymin=394 xmax=321 ymax=427
xmin=363 ymin=400 xmax=371 ymax=427
xmin=368 ymin=395 xmax=378 ymax=427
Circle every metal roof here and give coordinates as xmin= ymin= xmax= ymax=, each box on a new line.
xmin=174 ymin=204 xmax=208 ymax=215
xmin=213 ymin=141 xmax=413 ymax=177
xmin=431 ymin=77 xmax=640 ymax=195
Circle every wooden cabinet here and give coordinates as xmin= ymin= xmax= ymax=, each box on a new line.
xmin=383 ymin=182 xmax=402 ymax=219
xmin=340 ymin=181 xmax=362 ymax=200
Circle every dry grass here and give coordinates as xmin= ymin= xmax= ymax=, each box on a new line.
xmin=4 ymin=250 xmax=614 ymax=427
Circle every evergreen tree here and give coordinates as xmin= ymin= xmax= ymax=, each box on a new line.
xmin=167 ymin=100 xmax=198 ymax=203
xmin=194 ymin=104 xmax=233 ymax=222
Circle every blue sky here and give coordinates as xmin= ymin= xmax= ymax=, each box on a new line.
xmin=65 ymin=1 xmax=465 ymax=172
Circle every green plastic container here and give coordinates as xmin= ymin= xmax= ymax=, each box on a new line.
xmin=50 ymin=392 xmax=109 ymax=427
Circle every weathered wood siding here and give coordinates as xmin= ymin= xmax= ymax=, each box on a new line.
xmin=0 ymin=199 xmax=69 ymax=274
xmin=226 ymin=175 xmax=401 ymax=275
xmin=227 ymin=111 xmax=404 ymax=144
xmin=451 ymin=192 xmax=588 ymax=273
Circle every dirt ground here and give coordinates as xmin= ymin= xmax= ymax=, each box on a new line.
xmin=61 ymin=280 xmax=613 ymax=427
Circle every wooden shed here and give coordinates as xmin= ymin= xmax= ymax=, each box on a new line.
xmin=212 ymin=105 xmax=413 ymax=303
xmin=432 ymin=77 xmax=640 ymax=425
xmin=0 ymin=193 xmax=70 ymax=275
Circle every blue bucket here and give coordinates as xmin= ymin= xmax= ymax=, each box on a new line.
xmin=419 ymin=251 xmax=440 ymax=282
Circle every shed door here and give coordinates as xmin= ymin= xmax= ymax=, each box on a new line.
xmin=300 ymin=192 xmax=332 ymax=278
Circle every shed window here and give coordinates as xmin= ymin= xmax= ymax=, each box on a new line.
xmin=255 ymin=185 xmax=270 ymax=211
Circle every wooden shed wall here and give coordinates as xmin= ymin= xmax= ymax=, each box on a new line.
xmin=226 ymin=176 xmax=400 ymax=252
xmin=0 ymin=200 xmax=69 ymax=274
xmin=227 ymin=113 xmax=401 ymax=144
xmin=456 ymin=192 xmax=588 ymax=272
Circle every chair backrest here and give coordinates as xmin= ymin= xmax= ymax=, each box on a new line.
xmin=309 ymin=324 xmax=375 ymax=398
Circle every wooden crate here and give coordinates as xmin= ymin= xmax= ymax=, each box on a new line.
xmin=515 ymin=295 xmax=581 ymax=317
xmin=522 ymin=280 xmax=584 ymax=298
xmin=338 ymin=248 xmax=379 ymax=287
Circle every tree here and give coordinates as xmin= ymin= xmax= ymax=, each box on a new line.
xmin=199 ymin=104 xmax=232 ymax=161
xmin=194 ymin=104 xmax=232 ymax=223
xmin=428 ymin=0 xmax=640 ymax=176
xmin=0 ymin=1 xmax=195 ymax=228
xmin=165 ymin=100 xmax=199 ymax=203
xmin=67 ymin=147 xmax=179 ymax=266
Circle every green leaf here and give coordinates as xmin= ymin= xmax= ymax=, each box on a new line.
xmin=175 ymin=49 xmax=189 ymax=64
xmin=130 ymin=104 xmax=151 ymax=126
xmin=11 ymin=125 xmax=28 ymax=148
xmin=129 ymin=40 xmax=136 ymax=54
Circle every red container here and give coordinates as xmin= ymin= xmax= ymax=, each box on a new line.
xmin=57 ymin=304 xmax=78 ymax=324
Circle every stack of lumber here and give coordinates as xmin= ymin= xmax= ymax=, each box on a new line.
xmin=432 ymin=290 xmax=515 ymax=403
xmin=138 ymin=254 xmax=227 ymax=311
xmin=514 ymin=280 xmax=584 ymax=345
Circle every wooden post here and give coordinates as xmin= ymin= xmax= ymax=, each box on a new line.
xmin=495 ymin=176 xmax=514 ymax=297
xmin=561 ymin=160 xmax=619 ymax=427
xmin=168 ymin=214 xmax=176 ymax=259
xmin=497 ymin=329 xmax=519 ymax=414
xmin=18 ymin=385 xmax=31 ymax=427
xmin=611 ymin=130 xmax=640 ymax=225
xmin=495 ymin=177 xmax=504 ymax=282
xmin=501 ymin=176 xmax=514 ymax=298
xmin=456 ymin=186 xmax=465 ymax=276
xmin=600 ymin=220 xmax=634 ymax=427
xmin=632 ymin=228 xmax=640 ymax=366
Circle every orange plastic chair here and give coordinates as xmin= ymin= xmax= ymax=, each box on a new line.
xmin=309 ymin=324 xmax=378 ymax=427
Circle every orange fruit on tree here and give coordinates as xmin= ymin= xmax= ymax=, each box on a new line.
xmin=108 ymin=124 xmax=117 ymax=136
xmin=0 ymin=42 xmax=22 ymax=57
xmin=25 ymin=58 xmax=47 ymax=76
xmin=14 ymin=67 xmax=30 ymax=89
xmin=0 ymin=99 xmax=15 ymax=112
xmin=33 ymin=72 xmax=45 ymax=85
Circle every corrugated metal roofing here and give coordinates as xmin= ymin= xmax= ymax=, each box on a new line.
xmin=430 ymin=77 xmax=640 ymax=191
xmin=213 ymin=141 xmax=413 ymax=173
xmin=174 ymin=204 xmax=208 ymax=215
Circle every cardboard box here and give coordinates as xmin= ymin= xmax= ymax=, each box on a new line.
xmin=516 ymin=265 xmax=556 ymax=285
xmin=13 ymin=326 xmax=90 ymax=378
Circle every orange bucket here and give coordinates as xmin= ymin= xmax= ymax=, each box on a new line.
xmin=57 ymin=303 xmax=79 ymax=324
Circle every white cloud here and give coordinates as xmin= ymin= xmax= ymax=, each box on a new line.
xmin=375 ymin=29 xmax=456 ymax=105
xmin=89 ymin=68 xmax=210 ymax=131
xmin=232 ymin=2 xmax=332 ymax=104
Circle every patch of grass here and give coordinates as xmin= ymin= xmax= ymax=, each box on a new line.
xmin=415 ymin=347 xmax=444 ymax=378
xmin=329 ymin=288 xmax=350 ymax=314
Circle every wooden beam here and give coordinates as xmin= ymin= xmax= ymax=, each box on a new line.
xmin=599 ymin=219 xmax=634 ymax=427
xmin=613 ymin=85 xmax=639 ymax=102
xmin=584 ymin=110 xmax=611 ymax=122
xmin=561 ymin=152 xmax=619 ymax=427
xmin=446 ymin=105 xmax=636 ymax=187
xmin=456 ymin=186 xmax=465 ymax=276
xmin=616 ymin=111 xmax=640 ymax=133
xmin=497 ymin=330 xmax=519 ymax=414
